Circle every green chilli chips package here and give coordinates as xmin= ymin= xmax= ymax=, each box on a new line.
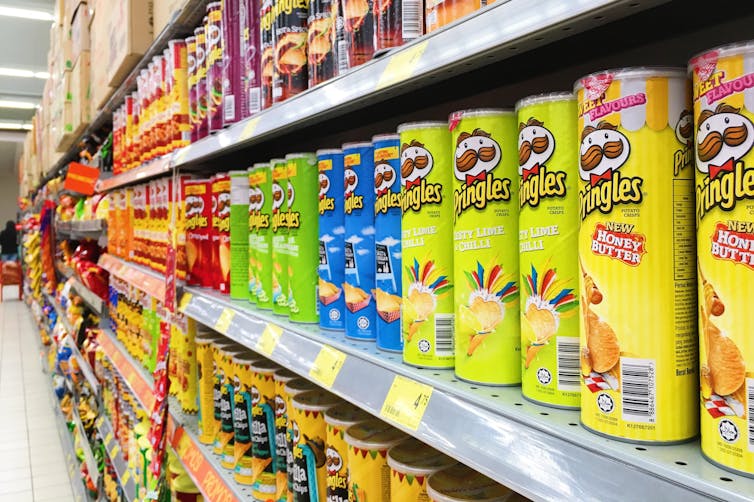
xmin=271 ymin=159 xmax=289 ymax=315
xmin=230 ymin=170 xmax=250 ymax=300
xmin=250 ymin=163 xmax=273 ymax=308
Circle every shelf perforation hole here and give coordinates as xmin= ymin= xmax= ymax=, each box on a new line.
xmin=562 ymin=26 xmax=572 ymax=31
xmin=720 ymin=477 xmax=733 ymax=482
xmin=629 ymin=1 xmax=640 ymax=6
xmin=433 ymin=373 xmax=441 ymax=376
xmin=635 ymin=447 xmax=647 ymax=451
xmin=568 ymin=423 xmax=578 ymax=427
xmin=539 ymin=412 xmax=549 ymax=416
xmin=470 ymin=386 xmax=478 ymax=390
xmin=490 ymin=394 xmax=499 ymax=398
xmin=514 ymin=403 xmax=522 ymax=406
xmin=675 ymin=461 xmax=687 ymax=466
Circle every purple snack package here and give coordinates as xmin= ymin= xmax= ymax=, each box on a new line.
xmin=194 ymin=24 xmax=209 ymax=141
xmin=241 ymin=0 xmax=262 ymax=117
xmin=206 ymin=2 xmax=224 ymax=133
xmin=222 ymin=0 xmax=242 ymax=126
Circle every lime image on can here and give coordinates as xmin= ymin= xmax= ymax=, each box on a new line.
xmin=271 ymin=158 xmax=290 ymax=316
xmin=345 ymin=418 xmax=407 ymax=501
xmin=373 ymin=133 xmax=403 ymax=352
xmin=451 ymin=109 xmax=520 ymax=385
xmin=690 ymin=42 xmax=754 ymax=476
xmin=282 ymin=377 xmax=319 ymax=502
xmin=576 ymin=68 xmax=697 ymax=443
xmin=290 ymin=390 xmax=340 ymax=502
xmin=342 ymin=142 xmax=377 ymax=340
xmin=248 ymin=166 xmax=259 ymax=303
xmin=387 ymin=437 xmax=455 ymax=502
xmin=248 ymin=359 xmax=280 ymax=498
xmin=286 ymin=153 xmax=320 ymax=323
xmin=515 ymin=93 xmax=580 ymax=408
xmin=317 ymin=149 xmax=346 ymax=331
xmin=274 ymin=369 xmax=301 ymax=502
xmin=324 ymin=402 xmax=372 ymax=502
xmin=251 ymin=162 xmax=274 ymax=309
xmin=230 ymin=170 xmax=251 ymax=300
xmin=398 ymin=122 xmax=454 ymax=368
xmin=231 ymin=353 xmax=258 ymax=482
xmin=426 ymin=463 xmax=513 ymax=502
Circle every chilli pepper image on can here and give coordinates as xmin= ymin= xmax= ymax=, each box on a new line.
xmin=249 ymin=359 xmax=281 ymax=498
xmin=451 ymin=109 xmax=520 ymax=386
xmin=342 ymin=0 xmax=374 ymax=66
xmin=273 ymin=0 xmax=309 ymax=102
xmin=206 ymin=2 xmax=224 ymax=132
xmin=516 ymin=93 xmax=580 ymax=408
xmin=251 ymin=162 xmax=274 ymax=309
xmin=230 ymin=170 xmax=251 ymax=300
xmin=194 ymin=24 xmax=209 ymax=140
xmin=372 ymin=134 xmax=403 ymax=352
xmin=345 ymin=418 xmax=407 ymax=501
xmin=271 ymin=158 xmax=290 ymax=316
xmin=342 ymin=142 xmax=377 ymax=340
xmin=260 ymin=0 xmax=275 ymax=109
xmin=317 ymin=149 xmax=346 ymax=331
xmin=324 ymin=402 xmax=372 ymax=502
xmin=184 ymin=179 xmax=213 ymax=288
xmin=398 ymin=122 xmax=454 ymax=369
xmin=307 ymin=0 xmax=338 ymax=87
xmin=387 ymin=437 xmax=455 ymax=502
xmin=576 ymin=68 xmax=697 ymax=443
xmin=426 ymin=463 xmax=513 ymax=502
xmin=286 ymin=153 xmax=320 ymax=323
xmin=690 ymin=42 xmax=754 ymax=477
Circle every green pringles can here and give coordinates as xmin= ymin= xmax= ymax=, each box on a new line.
xmin=251 ymin=162 xmax=274 ymax=309
xmin=271 ymin=158 xmax=289 ymax=316
xmin=516 ymin=93 xmax=579 ymax=407
xmin=285 ymin=153 xmax=319 ymax=323
xmin=248 ymin=167 xmax=258 ymax=303
xmin=231 ymin=170 xmax=251 ymax=300
xmin=450 ymin=109 xmax=520 ymax=385
xmin=398 ymin=122 xmax=455 ymax=369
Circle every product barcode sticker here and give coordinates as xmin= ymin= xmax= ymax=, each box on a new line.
xmin=249 ymin=87 xmax=262 ymax=114
xmin=337 ymin=39 xmax=350 ymax=74
xmin=178 ymin=292 xmax=193 ymax=312
xmin=238 ymin=116 xmax=261 ymax=141
xmin=224 ymin=95 xmax=236 ymax=121
xmin=401 ymin=0 xmax=423 ymax=40
xmin=434 ymin=313 xmax=454 ymax=356
xmin=621 ymin=357 xmax=656 ymax=423
xmin=380 ymin=375 xmax=433 ymax=430
xmin=556 ymin=336 xmax=581 ymax=391
xmin=214 ymin=308 xmax=235 ymax=334
xmin=376 ymin=40 xmax=429 ymax=91
xmin=256 ymin=323 xmax=283 ymax=356
xmin=309 ymin=345 xmax=347 ymax=388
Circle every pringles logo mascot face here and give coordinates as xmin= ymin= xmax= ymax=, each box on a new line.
xmin=319 ymin=172 xmax=330 ymax=199
xmin=287 ymin=180 xmax=295 ymax=209
xmin=676 ymin=109 xmax=693 ymax=147
xmin=518 ymin=118 xmax=555 ymax=178
xmin=249 ymin=187 xmax=264 ymax=211
xmin=325 ymin=446 xmax=343 ymax=475
xmin=344 ymin=168 xmax=358 ymax=198
xmin=579 ymin=121 xmax=631 ymax=186
xmin=271 ymin=182 xmax=284 ymax=212
xmin=401 ymin=140 xmax=433 ymax=188
xmin=185 ymin=195 xmax=204 ymax=217
xmin=454 ymin=128 xmax=501 ymax=185
xmin=374 ymin=163 xmax=396 ymax=197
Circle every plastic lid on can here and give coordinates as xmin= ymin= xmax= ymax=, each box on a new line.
xmin=207 ymin=2 xmax=221 ymax=10
xmin=342 ymin=141 xmax=373 ymax=149
xmin=274 ymin=368 xmax=298 ymax=383
xmin=344 ymin=418 xmax=408 ymax=451
xmin=284 ymin=377 xmax=318 ymax=396
xmin=387 ymin=438 xmax=456 ymax=478
xmin=573 ymin=67 xmax=686 ymax=92
xmin=285 ymin=152 xmax=316 ymax=160
xmin=448 ymin=109 xmax=514 ymax=120
xmin=194 ymin=26 xmax=204 ymax=34
xmin=324 ymin=402 xmax=373 ymax=428
xmin=291 ymin=389 xmax=341 ymax=412
xmin=372 ymin=133 xmax=400 ymax=142
xmin=397 ymin=121 xmax=447 ymax=133
xmin=186 ymin=36 xmax=196 ymax=43
xmin=426 ymin=464 xmax=512 ymax=502
xmin=232 ymin=352 xmax=262 ymax=365
xmin=249 ymin=358 xmax=280 ymax=374
xmin=689 ymin=41 xmax=754 ymax=73
xmin=316 ymin=148 xmax=343 ymax=156
xmin=229 ymin=170 xmax=247 ymax=175
xmin=514 ymin=92 xmax=575 ymax=111
xmin=270 ymin=158 xmax=286 ymax=165
xmin=252 ymin=162 xmax=270 ymax=169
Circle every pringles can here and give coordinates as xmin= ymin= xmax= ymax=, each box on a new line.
xmin=249 ymin=359 xmax=280 ymax=498
xmin=206 ymin=2 xmax=224 ymax=132
xmin=260 ymin=0 xmax=275 ymax=109
xmin=252 ymin=162 xmax=274 ymax=309
xmin=196 ymin=329 xmax=222 ymax=444
xmin=241 ymin=0 xmax=262 ymax=116
xmin=317 ymin=149 xmax=346 ymax=331
xmin=213 ymin=173 xmax=232 ymax=294
xmin=222 ymin=0 xmax=242 ymax=126
xmin=342 ymin=142 xmax=377 ymax=340
xmin=186 ymin=36 xmax=198 ymax=142
xmin=516 ymin=93 xmax=580 ymax=407
xmin=282 ymin=377 xmax=319 ymax=501
xmin=691 ymin=42 xmax=754 ymax=476
xmin=425 ymin=0 xmax=480 ymax=34
xmin=273 ymin=0 xmax=309 ymax=102
xmin=286 ymin=153 xmax=320 ymax=323
xmin=398 ymin=122 xmax=454 ymax=368
xmin=387 ymin=437 xmax=455 ymax=502
xmin=230 ymin=352 xmax=258 ymax=477
xmin=230 ymin=170 xmax=250 ymax=300
xmin=273 ymin=370 xmax=308 ymax=502
xmin=450 ymin=109 xmax=520 ymax=385
xmin=375 ymin=0 xmax=423 ymax=52
xmin=426 ymin=463 xmax=513 ymax=502
xmin=342 ymin=0 xmax=375 ymax=66
xmin=194 ymin=25 xmax=208 ymax=140
xmin=345 ymin=419 xmax=407 ymax=500
xmin=307 ymin=0 xmax=338 ymax=86
xmin=271 ymin=159 xmax=290 ymax=315
xmin=324 ymin=402 xmax=372 ymax=502
xmin=248 ymin=167 xmax=259 ymax=303
xmin=576 ymin=68 xmax=697 ymax=443
xmin=372 ymin=134 xmax=403 ymax=351
xmin=184 ymin=179 xmax=213 ymax=288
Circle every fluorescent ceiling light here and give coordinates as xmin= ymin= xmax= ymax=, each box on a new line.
xmin=0 ymin=121 xmax=32 ymax=130
xmin=0 ymin=67 xmax=49 ymax=80
xmin=0 ymin=99 xmax=38 ymax=109
xmin=0 ymin=6 xmax=54 ymax=22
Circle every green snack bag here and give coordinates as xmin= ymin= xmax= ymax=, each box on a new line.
xmin=271 ymin=159 xmax=289 ymax=316
xmin=230 ymin=170 xmax=250 ymax=300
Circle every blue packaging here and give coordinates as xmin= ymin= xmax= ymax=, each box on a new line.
xmin=342 ymin=142 xmax=376 ymax=340
xmin=372 ymin=134 xmax=403 ymax=352
xmin=317 ymin=149 xmax=346 ymax=331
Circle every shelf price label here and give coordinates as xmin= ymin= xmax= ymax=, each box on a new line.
xmin=239 ymin=116 xmax=261 ymax=142
xmin=376 ymin=40 xmax=429 ymax=91
xmin=256 ymin=323 xmax=282 ymax=356
xmin=121 ymin=470 xmax=131 ymax=484
xmin=380 ymin=375 xmax=433 ymax=431
xmin=214 ymin=308 xmax=235 ymax=334
xmin=178 ymin=292 xmax=193 ymax=312
xmin=309 ymin=345 xmax=346 ymax=388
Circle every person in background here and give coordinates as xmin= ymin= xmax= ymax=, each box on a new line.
xmin=0 ymin=220 xmax=18 ymax=261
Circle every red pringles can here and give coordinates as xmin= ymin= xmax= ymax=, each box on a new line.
xmin=184 ymin=180 xmax=213 ymax=287
xmin=375 ymin=0 xmax=423 ymax=52
xmin=260 ymin=0 xmax=275 ymax=109
xmin=222 ymin=0 xmax=242 ymax=126
xmin=343 ymin=0 xmax=375 ymax=66
xmin=206 ymin=2 xmax=224 ymax=132
xmin=186 ymin=36 xmax=198 ymax=143
xmin=212 ymin=174 xmax=232 ymax=293
xmin=194 ymin=24 xmax=209 ymax=140
xmin=241 ymin=0 xmax=262 ymax=116
xmin=273 ymin=0 xmax=309 ymax=102
xmin=307 ymin=0 xmax=338 ymax=86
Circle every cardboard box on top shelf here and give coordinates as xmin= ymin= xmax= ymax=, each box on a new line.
xmin=71 ymin=51 xmax=91 ymax=137
xmin=54 ymin=72 xmax=75 ymax=152
xmin=154 ymin=0 xmax=185 ymax=37
xmin=71 ymin=2 xmax=90 ymax=65
xmin=90 ymin=8 xmax=115 ymax=111
xmin=55 ymin=0 xmax=65 ymax=26
xmin=107 ymin=0 xmax=154 ymax=87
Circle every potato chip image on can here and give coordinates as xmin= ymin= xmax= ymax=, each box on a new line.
xmin=345 ymin=418 xmax=407 ymax=501
xmin=324 ymin=402 xmax=372 ymax=502
xmin=399 ymin=122 xmax=454 ymax=368
xmin=576 ymin=68 xmax=697 ymax=443
xmin=451 ymin=109 xmax=520 ymax=385
xmin=231 ymin=170 xmax=251 ymax=300
xmin=343 ymin=142 xmax=377 ymax=340
xmin=373 ymin=134 xmax=403 ymax=352
xmin=516 ymin=93 xmax=580 ymax=408
xmin=318 ymin=149 xmax=346 ymax=331
xmin=691 ymin=42 xmax=754 ymax=476
xmin=251 ymin=162 xmax=274 ymax=309
xmin=272 ymin=159 xmax=290 ymax=316
xmin=387 ymin=437 xmax=455 ymax=502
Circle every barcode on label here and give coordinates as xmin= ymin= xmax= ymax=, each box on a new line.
xmin=747 ymin=378 xmax=754 ymax=451
xmin=383 ymin=403 xmax=400 ymax=417
xmin=621 ymin=357 xmax=656 ymax=423
xmin=434 ymin=314 xmax=454 ymax=356
xmin=272 ymin=85 xmax=282 ymax=98
xmin=249 ymin=87 xmax=261 ymax=114
xmin=556 ymin=337 xmax=580 ymax=391
xmin=337 ymin=39 xmax=350 ymax=74
xmin=402 ymin=0 xmax=422 ymax=40
xmin=224 ymin=95 xmax=236 ymax=121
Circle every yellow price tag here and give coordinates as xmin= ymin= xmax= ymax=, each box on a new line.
xmin=239 ymin=116 xmax=261 ymax=141
xmin=105 ymin=432 xmax=113 ymax=445
xmin=110 ymin=445 xmax=120 ymax=458
xmin=380 ymin=375 xmax=433 ymax=431
xmin=309 ymin=345 xmax=346 ymax=388
xmin=178 ymin=292 xmax=193 ymax=312
xmin=376 ymin=40 xmax=429 ymax=90
xmin=214 ymin=308 xmax=235 ymax=334
xmin=256 ymin=323 xmax=283 ymax=356
xmin=121 ymin=470 xmax=130 ymax=484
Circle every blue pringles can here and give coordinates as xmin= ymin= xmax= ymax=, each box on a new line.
xmin=342 ymin=142 xmax=376 ymax=340
xmin=372 ymin=134 xmax=403 ymax=352
xmin=317 ymin=149 xmax=346 ymax=331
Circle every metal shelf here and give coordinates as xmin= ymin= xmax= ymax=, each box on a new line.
xmin=56 ymin=219 xmax=107 ymax=239
xmin=97 ymin=327 xmax=155 ymax=412
xmin=95 ymin=155 xmax=172 ymax=192
xmin=98 ymin=253 xmax=178 ymax=303
xmin=70 ymin=278 xmax=106 ymax=315
xmin=180 ymin=287 xmax=754 ymax=502
xmin=95 ymin=415 xmax=137 ymax=501
xmin=46 ymin=292 xmax=78 ymax=336
xmin=72 ymin=401 xmax=100 ymax=486
xmin=56 ymin=261 xmax=75 ymax=279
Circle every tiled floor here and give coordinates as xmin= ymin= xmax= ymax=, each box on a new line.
xmin=0 ymin=291 xmax=74 ymax=501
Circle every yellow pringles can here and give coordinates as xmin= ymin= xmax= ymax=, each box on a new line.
xmin=576 ymin=68 xmax=697 ymax=443
xmin=398 ymin=121 xmax=455 ymax=369
xmin=516 ymin=93 xmax=580 ymax=408
xmin=221 ymin=350 xmax=261 ymax=469
xmin=324 ymin=402 xmax=372 ymax=502
xmin=387 ymin=437 xmax=455 ymax=502
xmin=248 ymin=359 xmax=280 ymax=497
xmin=450 ymin=109 xmax=520 ymax=385
xmin=196 ymin=329 xmax=222 ymax=444
xmin=290 ymin=390 xmax=340 ymax=502
xmin=273 ymin=369 xmax=301 ymax=502
xmin=345 ymin=418 xmax=408 ymax=501
xmin=426 ymin=463 xmax=514 ymax=502
xmin=691 ymin=42 xmax=754 ymax=476
xmin=281 ymin=377 xmax=319 ymax=501
xmin=231 ymin=352 xmax=259 ymax=480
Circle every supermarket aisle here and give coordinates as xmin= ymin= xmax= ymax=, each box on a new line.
xmin=0 ymin=294 xmax=74 ymax=501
